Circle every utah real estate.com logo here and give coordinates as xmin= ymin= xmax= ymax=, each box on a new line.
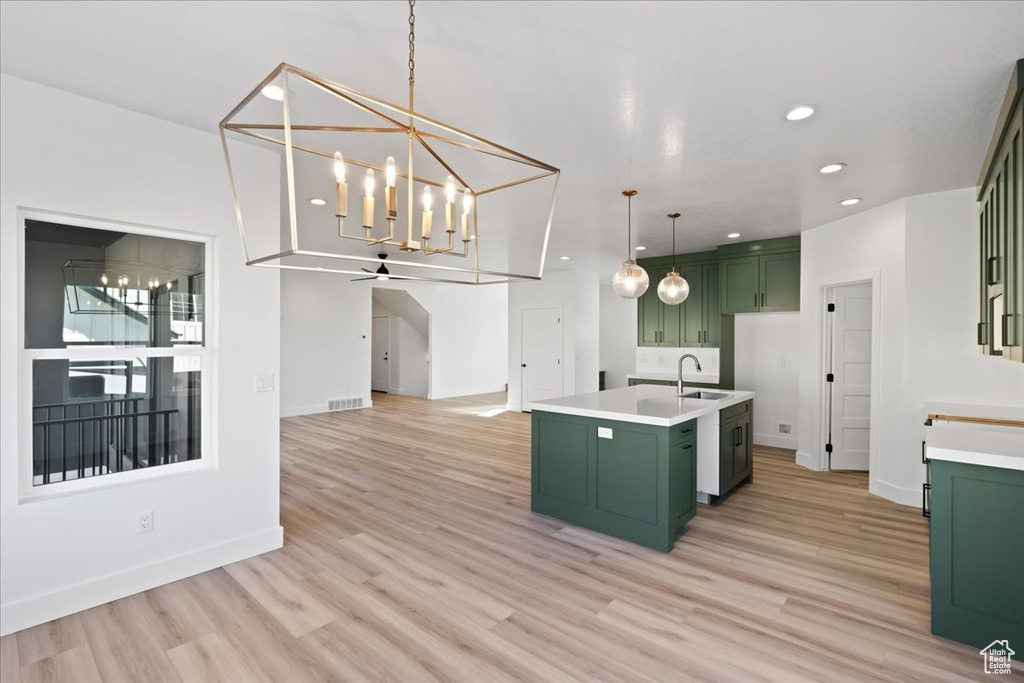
xmin=980 ymin=640 xmax=1014 ymax=675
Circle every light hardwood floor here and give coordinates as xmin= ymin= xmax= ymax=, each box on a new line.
xmin=1 ymin=392 xmax=1005 ymax=682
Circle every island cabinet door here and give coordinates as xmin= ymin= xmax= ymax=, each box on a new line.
xmin=719 ymin=400 xmax=753 ymax=493
xmin=668 ymin=433 xmax=697 ymax=533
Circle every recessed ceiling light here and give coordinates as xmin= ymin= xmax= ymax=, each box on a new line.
xmin=839 ymin=198 xmax=861 ymax=206
xmin=819 ymin=163 xmax=845 ymax=174
xmin=635 ymin=245 xmax=646 ymax=251
xmin=559 ymin=255 xmax=570 ymax=261
xmin=261 ymin=84 xmax=285 ymax=101
xmin=727 ymin=233 xmax=741 ymax=239
xmin=785 ymin=105 xmax=817 ymax=121
xmin=308 ymin=198 xmax=327 ymax=206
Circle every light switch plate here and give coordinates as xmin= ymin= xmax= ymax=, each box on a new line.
xmin=598 ymin=427 xmax=613 ymax=439
xmin=254 ymin=374 xmax=275 ymax=392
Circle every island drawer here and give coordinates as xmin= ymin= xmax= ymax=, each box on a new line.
xmin=671 ymin=420 xmax=697 ymax=444
xmin=721 ymin=400 xmax=750 ymax=423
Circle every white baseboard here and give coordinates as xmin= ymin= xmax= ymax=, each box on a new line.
xmin=281 ymin=400 xmax=371 ymax=418
xmin=796 ymin=449 xmax=825 ymax=471
xmin=754 ymin=433 xmax=798 ymax=450
xmin=0 ymin=525 xmax=283 ymax=637
xmin=871 ymin=478 xmax=922 ymax=508
xmin=430 ymin=385 xmax=507 ymax=401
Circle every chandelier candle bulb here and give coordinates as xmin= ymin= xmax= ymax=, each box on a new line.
xmin=363 ymin=169 xmax=376 ymax=229
xmin=421 ymin=186 xmax=433 ymax=241
xmin=333 ymin=152 xmax=348 ymax=218
xmin=385 ymin=156 xmax=398 ymax=220
xmin=462 ymin=190 xmax=473 ymax=242
xmin=445 ymin=175 xmax=456 ymax=233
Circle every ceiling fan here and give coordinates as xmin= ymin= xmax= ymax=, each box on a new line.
xmin=351 ymin=253 xmax=390 ymax=282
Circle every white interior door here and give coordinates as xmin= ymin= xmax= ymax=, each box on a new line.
xmin=829 ymin=282 xmax=872 ymax=470
xmin=371 ymin=316 xmax=390 ymax=393
xmin=521 ymin=307 xmax=562 ymax=411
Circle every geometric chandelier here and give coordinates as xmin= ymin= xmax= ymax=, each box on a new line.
xmin=219 ymin=0 xmax=560 ymax=285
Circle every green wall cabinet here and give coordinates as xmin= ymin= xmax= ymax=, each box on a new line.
xmin=929 ymin=459 xmax=1024 ymax=649
xmin=637 ymin=253 xmax=723 ymax=348
xmin=977 ymin=58 xmax=1023 ymax=363
xmin=637 ymin=267 xmax=681 ymax=347
xmin=720 ymin=256 xmax=760 ymax=314
xmin=720 ymin=248 xmax=801 ymax=314
xmin=532 ymin=411 xmax=698 ymax=552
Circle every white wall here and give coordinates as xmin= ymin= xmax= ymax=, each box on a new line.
xmin=281 ymin=277 xmax=507 ymax=414
xmin=507 ymin=270 xmax=601 ymax=411
xmin=798 ymin=187 xmax=1024 ymax=506
xmin=0 ymin=75 xmax=283 ymax=635
xmin=599 ymin=281 xmax=637 ymax=389
xmin=798 ymin=197 xmax=907 ymax=501
xmin=734 ymin=313 xmax=800 ymax=449
xmin=281 ymin=271 xmax=372 ymax=416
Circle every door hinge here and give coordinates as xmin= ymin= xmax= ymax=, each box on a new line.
xmin=557 ymin=317 xmax=561 ymax=323
xmin=826 ymin=373 xmax=834 ymax=382
xmin=825 ymin=442 xmax=833 ymax=453
xmin=827 ymin=303 xmax=835 ymax=312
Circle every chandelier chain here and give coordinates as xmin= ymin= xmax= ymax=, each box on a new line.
xmin=408 ymin=0 xmax=416 ymax=86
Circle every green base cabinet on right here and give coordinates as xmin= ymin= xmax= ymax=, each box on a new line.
xmin=929 ymin=460 xmax=1024 ymax=649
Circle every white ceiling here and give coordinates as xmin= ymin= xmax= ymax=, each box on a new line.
xmin=2 ymin=1 xmax=1023 ymax=274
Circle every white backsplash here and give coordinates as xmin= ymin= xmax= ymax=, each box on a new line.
xmin=635 ymin=347 xmax=720 ymax=377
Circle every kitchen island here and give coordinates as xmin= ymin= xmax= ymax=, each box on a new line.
xmin=530 ymin=385 xmax=754 ymax=552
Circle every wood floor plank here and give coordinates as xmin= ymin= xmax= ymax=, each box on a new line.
xmin=166 ymin=631 xmax=269 ymax=683
xmin=2 ymin=392 xmax=996 ymax=682
xmin=19 ymin=646 xmax=102 ymax=683
xmin=1 ymin=633 xmax=22 ymax=683
xmin=223 ymin=555 xmax=338 ymax=638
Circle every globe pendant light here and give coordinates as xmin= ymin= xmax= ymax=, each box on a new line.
xmin=612 ymin=190 xmax=650 ymax=298
xmin=657 ymin=212 xmax=690 ymax=305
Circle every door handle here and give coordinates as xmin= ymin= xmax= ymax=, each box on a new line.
xmin=754 ymin=293 xmax=758 ymax=308
xmin=521 ymin=363 xmax=527 ymax=367
xmin=761 ymin=292 xmax=765 ymax=307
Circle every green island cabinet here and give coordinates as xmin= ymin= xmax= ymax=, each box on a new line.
xmin=928 ymin=459 xmax=1024 ymax=648
xmin=977 ymin=58 xmax=1023 ymax=362
xmin=531 ymin=411 xmax=697 ymax=552
xmin=718 ymin=399 xmax=753 ymax=495
xmin=719 ymin=236 xmax=801 ymax=314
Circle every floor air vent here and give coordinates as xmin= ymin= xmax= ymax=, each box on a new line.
xmin=328 ymin=397 xmax=364 ymax=411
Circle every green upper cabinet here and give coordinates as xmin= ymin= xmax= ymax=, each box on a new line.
xmin=704 ymin=263 xmax=721 ymax=346
xmin=760 ymin=252 xmax=801 ymax=311
xmin=977 ymin=59 xmax=1022 ymax=363
xmin=637 ymin=253 xmax=720 ymax=348
xmin=679 ymin=264 xmax=705 ymax=346
xmin=720 ymin=256 xmax=760 ymax=314
xmin=637 ymin=238 xmax=799 ymax=347
xmin=719 ymin=236 xmax=801 ymax=314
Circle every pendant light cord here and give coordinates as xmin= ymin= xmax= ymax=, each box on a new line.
xmin=627 ymin=194 xmax=632 ymax=259
xmin=672 ymin=216 xmax=676 ymax=265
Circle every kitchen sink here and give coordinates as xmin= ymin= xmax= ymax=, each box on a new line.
xmin=679 ymin=391 xmax=730 ymax=400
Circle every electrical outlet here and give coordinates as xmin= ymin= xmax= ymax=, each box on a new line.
xmin=137 ymin=510 xmax=154 ymax=534
xmin=778 ymin=358 xmax=786 ymax=368
xmin=639 ymin=352 xmax=648 ymax=363
xmin=778 ymin=423 xmax=792 ymax=435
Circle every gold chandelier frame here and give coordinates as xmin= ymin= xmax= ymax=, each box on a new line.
xmin=219 ymin=56 xmax=560 ymax=285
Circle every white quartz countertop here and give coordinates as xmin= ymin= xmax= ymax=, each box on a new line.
xmin=626 ymin=372 xmax=720 ymax=385
xmin=530 ymin=385 xmax=754 ymax=427
xmin=926 ymin=424 xmax=1024 ymax=472
xmin=923 ymin=401 xmax=1024 ymax=471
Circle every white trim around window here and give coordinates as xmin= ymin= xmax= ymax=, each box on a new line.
xmin=16 ymin=208 xmax=218 ymax=503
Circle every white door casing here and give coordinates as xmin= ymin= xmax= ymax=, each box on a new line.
xmin=371 ymin=316 xmax=390 ymax=393
xmin=521 ymin=307 xmax=562 ymax=411
xmin=829 ymin=282 xmax=872 ymax=470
